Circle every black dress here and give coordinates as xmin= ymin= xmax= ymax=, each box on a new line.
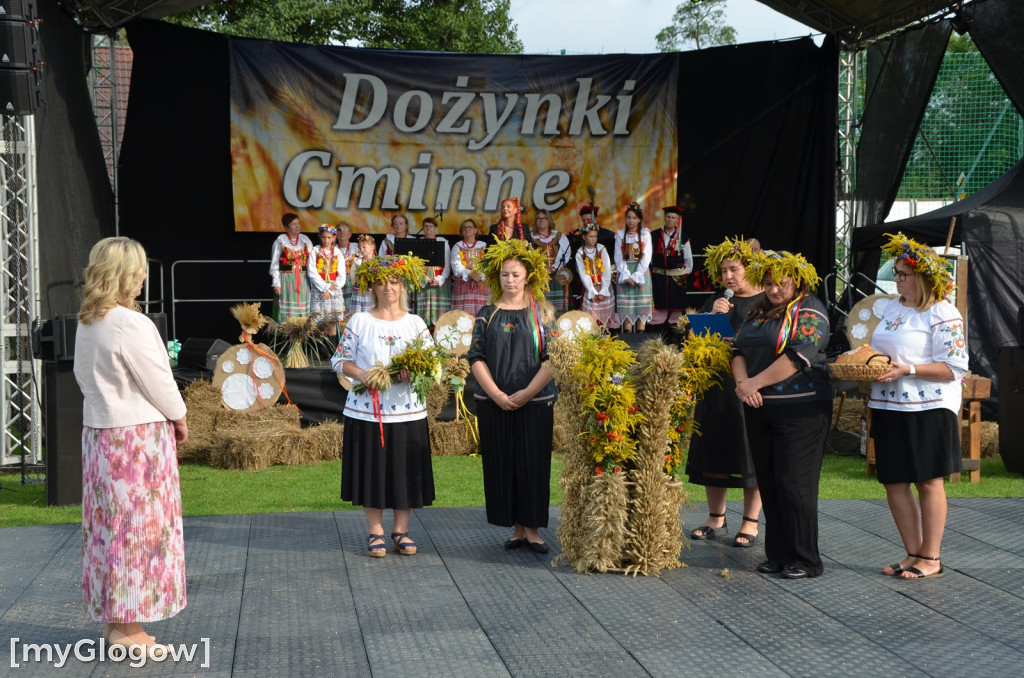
xmin=685 ymin=290 xmax=765 ymax=488
xmin=468 ymin=304 xmax=557 ymax=528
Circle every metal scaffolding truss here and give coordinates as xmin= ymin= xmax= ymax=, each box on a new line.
xmin=835 ymin=50 xmax=858 ymax=286
xmin=1 ymin=113 xmax=41 ymax=469
xmin=89 ymin=33 xmax=126 ymax=222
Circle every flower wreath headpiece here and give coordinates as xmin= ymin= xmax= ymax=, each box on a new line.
xmin=354 ymin=254 xmax=428 ymax=292
xmin=318 ymin=223 xmax=337 ymax=235
xmin=703 ymin=237 xmax=756 ymax=286
xmin=744 ymin=250 xmax=820 ymax=291
xmin=479 ymin=238 xmax=550 ymax=303
xmin=580 ymin=223 xmax=600 ymax=234
xmin=880 ymin=231 xmax=954 ymax=301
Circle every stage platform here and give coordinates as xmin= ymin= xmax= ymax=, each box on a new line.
xmin=3 ymin=498 xmax=1023 ymax=676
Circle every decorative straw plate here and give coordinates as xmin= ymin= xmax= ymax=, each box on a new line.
xmin=433 ymin=310 xmax=475 ymax=356
xmin=555 ymin=310 xmax=599 ymax=341
xmin=213 ymin=343 xmax=285 ymax=412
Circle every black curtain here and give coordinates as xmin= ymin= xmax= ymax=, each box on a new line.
xmin=35 ymin=1 xmax=114 ymax=319
xmin=677 ymin=36 xmax=838 ymax=294
xmin=970 ymin=0 xmax=1024 ymax=119
xmin=850 ymin=20 xmax=951 ymax=288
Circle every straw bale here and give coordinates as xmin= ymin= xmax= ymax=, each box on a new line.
xmin=832 ymin=395 xmax=866 ymax=435
xmin=426 ymin=381 xmax=450 ymax=421
xmin=177 ymin=380 xmax=221 ymax=462
xmin=962 ymin=420 xmax=1000 ymax=458
xmin=301 ymin=420 xmax=345 ymax=462
xmin=430 ymin=419 xmax=477 ymax=456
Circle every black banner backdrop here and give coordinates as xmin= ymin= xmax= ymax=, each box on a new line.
xmin=120 ymin=21 xmax=837 ymax=342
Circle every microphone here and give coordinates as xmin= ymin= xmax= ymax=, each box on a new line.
xmin=723 ymin=288 xmax=735 ymax=302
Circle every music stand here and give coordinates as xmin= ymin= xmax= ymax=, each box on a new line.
xmin=395 ymin=239 xmax=448 ymax=268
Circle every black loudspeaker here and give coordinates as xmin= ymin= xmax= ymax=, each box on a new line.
xmin=0 ymin=67 xmax=36 ymax=114
xmin=998 ymin=348 xmax=1024 ymax=475
xmin=44 ymin=361 xmax=83 ymax=506
xmin=178 ymin=338 xmax=232 ymax=371
xmin=0 ymin=0 xmax=35 ymax=22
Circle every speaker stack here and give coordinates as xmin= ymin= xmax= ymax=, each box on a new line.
xmin=0 ymin=0 xmax=43 ymax=116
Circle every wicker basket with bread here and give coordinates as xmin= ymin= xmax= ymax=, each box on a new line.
xmin=828 ymin=344 xmax=891 ymax=382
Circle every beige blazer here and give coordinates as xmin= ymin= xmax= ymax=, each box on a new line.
xmin=73 ymin=305 xmax=187 ymax=428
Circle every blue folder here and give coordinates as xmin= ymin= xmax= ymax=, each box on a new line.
xmin=687 ymin=313 xmax=735 ymax=339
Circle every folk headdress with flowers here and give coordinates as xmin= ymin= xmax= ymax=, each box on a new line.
xmin=354 ymin=254 xmax=427 ymax=292
xmin=703 ymin=236 xmax=756 ymax=286
xmin=479 ymin=238 xmax=550 ymax=303
xmin=318 ymin=223 xmax=337 ymax=235
xmin=744 ymin=249 xmax=820 ymax=291
xmin=880 ymin=231 xmax=954 ymax=301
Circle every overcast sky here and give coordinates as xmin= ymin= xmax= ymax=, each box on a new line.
xmin=509 ymin=0 xmax=816 ymax=54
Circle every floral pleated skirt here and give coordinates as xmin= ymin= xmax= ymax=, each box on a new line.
xmin=81 ymin=422 xmax=186 ymax=623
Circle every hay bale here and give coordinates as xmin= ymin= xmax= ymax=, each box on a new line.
xmin=177 ymin=380 xmax=222 ymax=462
xmin=962 ymin=420 xmax=1000 ymax=459
xmin=210 ymin=429 xmax=306 ymax=470
xmin=832 ymin=395 xmax=866 ymax=435
xmin=426 ymin=381 xmax=450 ymax=421
xmin=430 ymin=419 xmax=477 ymax=456
xmin=302 ymin=420 xmax=345 ymax=462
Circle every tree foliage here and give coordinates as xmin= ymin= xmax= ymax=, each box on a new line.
xmin=166 ymin=0 xmax=523 ymax=53
xmin=656 ymin=0 xmax=737 ymax=52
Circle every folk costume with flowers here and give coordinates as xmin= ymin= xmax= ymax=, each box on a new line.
xmin=309 ymin=228 xmax=346 ymax=317
xmin=613 ymin=225 xmax=654 ymax=325
xmin=534 ymin=229 xmax=571 ymax=312
xmin=468 ymin=240 xmax=558 ymax=531
xmin=340 ymin=240 xmax=360 ymax=309
xmin=331 ymin=255 xmax=435 ymax=511
xmin=451 ymin=239 xmax=489 ymax=316
xmin=732 ymin=250 xmax=832 ymax=578
xmin=868 ymin=233 xmax=967 ymax=485
xmin=270 ymin=232 xmax=314 ymax=321
xmin=574 ymin=234 xmax=615 ymax=325
xmin=487 ymin=197 xmax=535 ymax=247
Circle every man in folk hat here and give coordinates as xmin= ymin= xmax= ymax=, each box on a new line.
xmin=650 ymin=204 xmax=693 ymax=325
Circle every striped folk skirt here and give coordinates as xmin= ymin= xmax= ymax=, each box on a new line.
xmin=452 ymin=278 xmax=491 ymax=316
xmin=418 ymin=283 xmax=452 ymax=325
xmin=615 ymin=262 xmax=653 ymax=324
xmin=582 ymin=291 xmax=616 ymax=325
xmin=274 ymin=269 xmax=311 ymax=321
xmin=81 ymin=422 xmax=187 ymax=623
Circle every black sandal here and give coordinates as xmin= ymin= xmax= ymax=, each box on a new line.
xmin=732 ymin=516 xmax=759 ymax=547
xmin=900 ymin=555 xmax=944 ymax=580
xmin=367 ymin=533 xmax=387 ymax=558
xmin=881 ymin=553 xmax=918 ymax=576
xmin=690 ymin=512 xmax=727 ymax=540
xmin=391 ymin=532 xmax=418 ymax=556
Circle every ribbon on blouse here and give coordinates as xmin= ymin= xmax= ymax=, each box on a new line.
xmin=774 ymin=293 xmax=806 ymax=357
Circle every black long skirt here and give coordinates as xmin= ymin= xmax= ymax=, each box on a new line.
xmin=341 ymin=416 xmax=434 ymax=510
xmin=686 ymin=378 xmax=757 ymax=488
xmin=477 ymin=400 xmax=554 ymax=528
xmin=870 ymin=408 xmax=962 ymax=484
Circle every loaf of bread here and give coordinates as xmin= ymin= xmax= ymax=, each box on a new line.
xmin=835 ymin=344 xmax=887 ymax=365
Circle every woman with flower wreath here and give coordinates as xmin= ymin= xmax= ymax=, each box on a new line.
xmin=308 ymin=224 xmax=346 ymax=337
xmin=732 ymin=250 xmax=832 ymax=579
xmin=416 ymin=216 xmax=452 ymax=327
xmin=331 ymin=254 xmax=435 ymax=558
xmin=270 ymin=212 xmax=314 ymax=322
xmin=687 ymin=237 xmax=765 ymax=547
xmin=488 ymin=197 xmax=535 ymax=246
xmin=468 ymin=239 xmax=558 ymax=553
xmin=337 ymin=221 xmax=360 ymax=311
xmin=575 ymin=223 xmax=615 ymax=326
xmin=869 ymin=233 xmax=967 ymax=580
xmin=613 ymin=202 xmax=654 ymax=332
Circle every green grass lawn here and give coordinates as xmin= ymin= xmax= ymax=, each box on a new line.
xmin=2 ymin=454 xmax=1020 ymax=529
